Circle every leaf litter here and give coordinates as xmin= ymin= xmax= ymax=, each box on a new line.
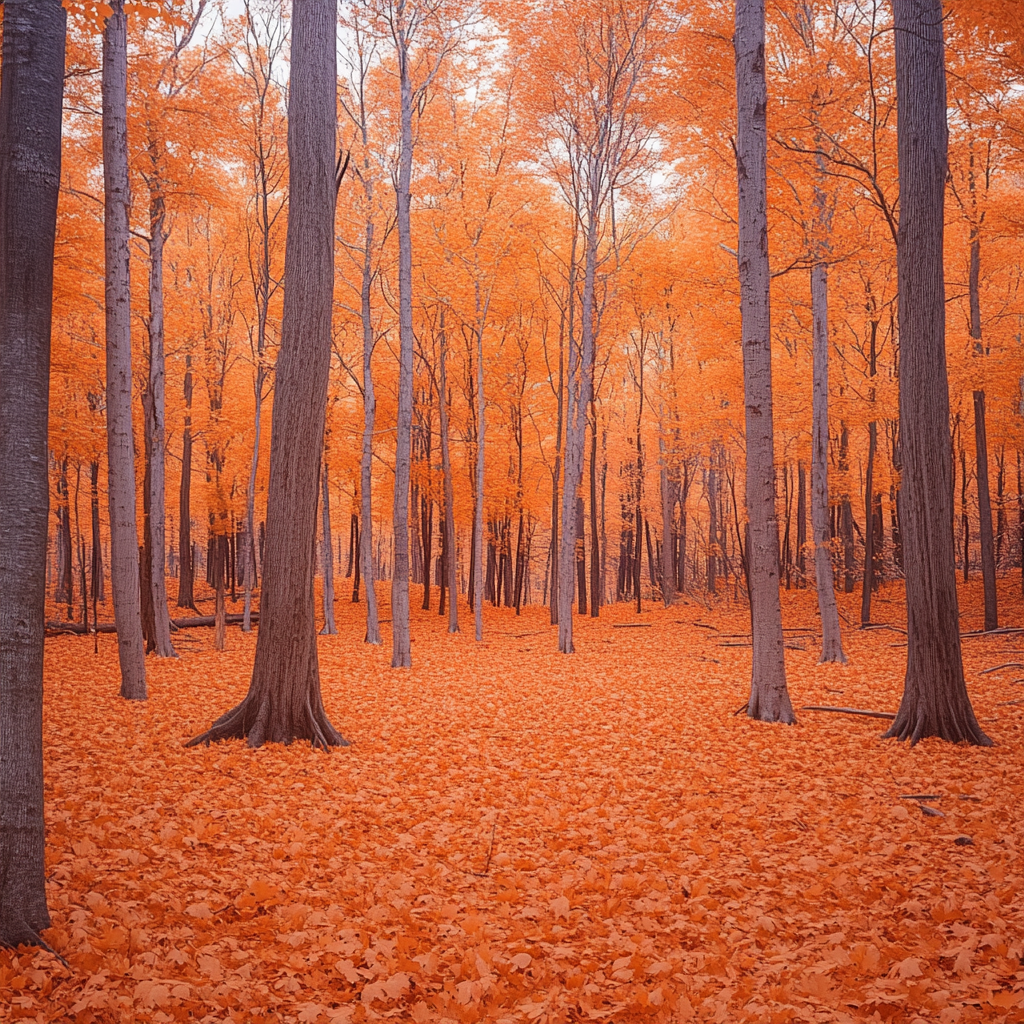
xmin=4 ymin=584 xmax=1023 ymax=1023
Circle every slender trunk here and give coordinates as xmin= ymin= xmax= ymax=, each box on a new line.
xmin=438 ymin=308 xmax=459 ymax=632
xmin=214 ymin=536 xmax=226 ymax=651
xmin=884 ymin=0 xmax=987 ymax=745
xmin=659 ymin=433 xmax=675 ymax=606
xmin=558 ymin=216 xmax=597 ymax=653
xmin=973 ymin=389 xmax=998 ymax=630
xmin=0 ymin=0 xmax=66 ymax=947
xmin=576 ymin=495 xmax=587 ymax=615
xmin=861 ymin=420 xmax=877 ymax=625
xmin=796 ymin=460 xmax=807 ymax=585
xmin=144 ymin=195 xmax=176 ymax=657
xmin=243 ymin=364 xmax=264 ymax=632
xmin=474 ymin=323 xmax=486 ymax=642
xmin=103 ymin=0 xmax=146 ymax=700
xmin=735 ymin=0 xmax=793 ymax=721
xmin=352 ymin=514 xmax=361 ymax=602
xmin=421 ymin=492 xmax=433 ymax=610
xmin=391 ymin=17 xmax=415 ymax=668
xmin=360 ymin=219 xmax=380 ymax=643
xmin=90 ymin=461 xmax=103 ymax=604
xmin=178 ymin=355 xmax=196 ymax=609
xmin=961 ymin=445 xmax=970 ymax=581
xmin=589 ymin=402 xmax=600 ymax=615
xmin=320 ymin=459 xmax=337 ymax=634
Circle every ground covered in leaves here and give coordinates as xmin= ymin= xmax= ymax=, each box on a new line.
xmin=5 ymin=580 xmax=1024 ymax=1023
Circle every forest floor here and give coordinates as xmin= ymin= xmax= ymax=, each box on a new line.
xmin=4 ymin=579 xmax=1024 ymax=1023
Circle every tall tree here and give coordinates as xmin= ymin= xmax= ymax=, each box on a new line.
xmin=189 ymin=0 xmax=346 ymax=748
xmin=735 ymin=0 xmax=794 ymax=722
xmin=883 ymin=0 xmax=989 ymax=746
xmin=103 ymin=0 xmax=147 ymax=699
xmin=0 ymin=0 xmax=67 ymax=949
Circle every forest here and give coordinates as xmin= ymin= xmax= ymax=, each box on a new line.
xmin=0 ymin=0 xmax=1022 ymax=1020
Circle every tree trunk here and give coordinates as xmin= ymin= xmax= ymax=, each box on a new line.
xmin=390 ymin=13 xmax=416 ymax=668
xmin=796 ymin=460 xmax=807 ymax=585
xmin=810 ymin=262 xmax=846 ymax=663
xmin=55 ymin=458 xmax=73 ymax=613
xmin=973 ymin=389 xmax=998 ymax=630
xmin=143 ymin=194 xmax=176 ymax=657
xmin=243 ymin=365 xmax=264 ymax=632
xmin=188 ymin=0 xmax=345 ymax=749
xmin=884 ymin=0 xmax=988 ymax=746
xmin=0 ymin=0 xmax=66 ymax=949
xmin=735 ymin=0 xmax=794 ymax=723
xmin=961 ymin=445 xmax=970 ymax=580
xmin=359 ymin=219 xmax=381 ymax=643
xmin=474 ymin=323 xmax=486 ymax=642
xmin=589 ymin=404 xmax=601 ymax=615
xmin=421 ymin=491 xmax=433 ymax=611
xmin=438 ymin=308 xmax=459 ymax=632
xmin=90 ymin=460 xmax=103 ymax=606
xmin=103 ymin=0 xmax=146 ymax=700
xmin=320 ymin=459 xmax=337 ymax=634
xmin=576 ymin=495 xmax=587 ymax=615
xmin=861 ymin=420 xmax=877 ymax=625
xmin=214 ymin=536 xmax=226 ymax=652
xmin=178 ymin=355 xmax=196 ymax=610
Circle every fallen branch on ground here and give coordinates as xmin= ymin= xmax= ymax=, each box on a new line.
xmin=801 ymin=705 xmax=896 ymax=720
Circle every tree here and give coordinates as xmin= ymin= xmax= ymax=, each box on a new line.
xmin=883 ymin=0 xmax=989 ymax=746
xmin=0 ymin=0 xmax=67 ymax=949
xmin=103 ymin=0 xmax=147 ymax=699
xmin=735 ymin=0 xmax=794 ymax=722
xmin=189 ymin=0 xmax=346 ymax=749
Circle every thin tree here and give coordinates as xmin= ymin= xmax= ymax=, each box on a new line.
xmin=0 ymin=0 xmax=67 ymax=949
xmin=189 ymin=0 xmax=346 ymax=749
xmin=883 ymin=0 xmax=989 ymax=746
xmin=103 ymin=0 xmax=147 ymax=699
xmin=735 ymin=0 xmax=795 ymax=722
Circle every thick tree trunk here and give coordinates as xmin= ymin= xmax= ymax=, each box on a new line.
xmin=189 ymin=0 xmax=345 ymax=749
xmin=178 ymin=355 xmax=196 ymax=610
xmin=144 ymin=197 xmax=176 ymax=657
xmin=0 ymin=0 xmax=66 ymax=949
xmin=884 ymin=0 xmax=988 ymax=746
xmin=973 ymin=390 xmax=998 ymax=630
xmin=810 ymin=266 xmax=846 ymax=662
xmin=320 ymin=459 xmax=337 ymax=634
xmin=735 ymin=0 xmax=794 ymax=722
xmin=391 ymin=16 xmax=415 ymax=668
xmin=438 ymin=309 xmax=459 ymax=632
xmin=103 ymin=0 xmax=147 ymax=700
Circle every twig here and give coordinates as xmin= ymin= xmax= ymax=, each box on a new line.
xmin=613 ymin=623 xmax=652 ymax=629
xmin=900 ymin=794 xmax=942 ymax=800
xmin=978 ymin=662 xmax=1024 ymax=675
xmin=732 ymin=702 xmax=749 ymax=716
xmin=801 ymin=705 xmax=896 ymax=720
xmin=471 ymin=822 xmax=497 ymax=877
xmin=691 ymin=621 xmax=718 ymax=631
xmin=996 ymin=698 xmax=1024 ymax=707
xmin=961 ymin=627 xmax=1024 ymax=638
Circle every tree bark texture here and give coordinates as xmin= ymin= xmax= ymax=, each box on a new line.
xmin=438 ymin=310 xmax=459 ymax=632
xmin=884 ymin=0 xmax=989 ymax=745
xmin=810 ymin=263 xmax=846 ymax=663
xmin=320 ymin=460 xmax=337 ymax=634
xmin=391 ymin=12 xmax=415 ymax=668
xmin=0 ymin=0 xmax=66 ymax=949
xmin=188 ymin=0 xmax=345 ymax=749
xmin=178 ymin=355 xmax=196 ymax=609
xmin=972 ymin=390 xmax=998 ymax=630
xmin=735 ymin=0 xmax=794 ymax=722
xmin=143 ymin=195 xmax=176 ymax=657
xmin=103 ymin=0 xmax=147 ymax=700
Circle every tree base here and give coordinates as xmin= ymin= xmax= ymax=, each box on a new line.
xmin=187 ymin=690 xmax=348 ymax=750
xmin=882 ymin=706 xmax=992 ymax=747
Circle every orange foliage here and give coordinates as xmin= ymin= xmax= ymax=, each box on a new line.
xmin=8 ymin=581 xmax=1024 ymax=1022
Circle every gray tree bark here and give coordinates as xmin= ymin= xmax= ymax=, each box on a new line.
xmin=735 ymin=0 xmax=794 ymax=722
xmin=143 ymin=193 xmax=176 ymax=657
xmin=883 ymin=0 xmax=989 ymax=746
xmin=391 ymin=5 xmax=415 ymax=668
xmin=810 ymin=262 xmax=847 ymax=663
xmin=0 ymin=0 xmax=66 ymax=949
xmin=103 ymin=0 xmax=147 ymax=700
xmin=177 ymin=355 xmax=197 ymax=610
xmin=973 ymin=390 xmax=998 ymax=630
xmin=320 ymin=459 xmax=337 ymax=634
xmin=438 ymin=308 xmax=459 ymax=632
xmin=189 ymin=0 xmax=345 ymax=749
